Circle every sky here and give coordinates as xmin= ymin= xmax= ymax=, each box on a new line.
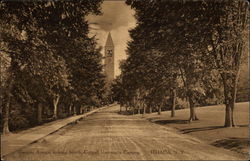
xmin=87 ymin=1 xmax=136 ymax=77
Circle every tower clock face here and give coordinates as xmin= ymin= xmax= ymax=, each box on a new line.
xmin=107 ymin=49 xmax=113 ymax=57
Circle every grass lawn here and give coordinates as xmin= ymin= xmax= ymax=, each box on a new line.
xmin=135 ymin=102 xmax=249 ymax=157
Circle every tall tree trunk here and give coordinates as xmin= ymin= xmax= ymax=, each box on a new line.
xmin=3 ymin=93 xmax=11 ymax=134
xmin=132 ymin=97 xmax=135 ymax=115
xmin=143 ymin=104 xmax=146 ymax=115
xmin=158 ymin=106 xmax=161 ymax=115
xmin=2 ymin=76 xmax=13 ymax=134
xmin=228 ymin=88 xmax=237 ymax=127
xmin=188 ymin=96 xmax=199 ymax=122
xmin=231 ymin=72 xmax=239 ymax=127
xmin=223 ymin=73 xmax=238 ymax=127
xmin=80 ymin=106 xmax=83 ymax=114
xmin=231 ymin=107 xmax=235 ymax=127
xmin=73 ymin=105 xmax=76 ymax=115
xmin=53 ymin=94 xmax=60 ymax=119
xmin=224 ymin=103 xmax=233 ymax=127
xmin=149 ymin=107 xmax=152 ymax=113
xmin=224 ymin=86 xmax=235 ymax=127
xmin=37 ymin=103 xmax=42 ymax=124
xmin=170 ymin=88 xmax=176 ymax=117
xmin=69 ymin=104 xmax=72 ymax=116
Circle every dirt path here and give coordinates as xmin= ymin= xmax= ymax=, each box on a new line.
xmin=4 ymin=105 xmax=245 ymax=160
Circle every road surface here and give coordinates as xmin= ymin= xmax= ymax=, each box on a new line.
xmin=4 ymin=105 xmax=244 ymax=160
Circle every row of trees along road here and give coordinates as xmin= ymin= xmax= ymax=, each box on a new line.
xmin=0 ymin=1 xmax=113 ymax=134
xmin=111 ymin=0 xmax=248 ymax=127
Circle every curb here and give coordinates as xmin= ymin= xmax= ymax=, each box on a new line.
xmin=2 ymin=104 xmax=115 ymax=158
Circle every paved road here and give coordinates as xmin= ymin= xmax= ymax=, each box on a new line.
xmin=2 ymin=107 xmax=105 ymax=157
xmin=4 ymin=105 xmax=244 ymax=160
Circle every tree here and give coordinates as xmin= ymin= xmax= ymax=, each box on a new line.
xmin=0 ymin=1 xmax=104 ymax=132
xmin=125 ymin=0 xmax=207 ymax=120
xmin=204 ymin=1 xmax=249 ymax=127
xmin=125 ymin=0 xmax=249 ymax=125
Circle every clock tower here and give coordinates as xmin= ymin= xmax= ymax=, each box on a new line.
xmin=104 ymin=32 xmax=115 ymax=84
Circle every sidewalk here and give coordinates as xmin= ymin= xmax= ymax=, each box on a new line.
xmin=1 ymin=105 xmax=110 ymax=157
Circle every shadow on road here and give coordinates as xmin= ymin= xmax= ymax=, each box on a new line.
xmin=211 ymin=137 xmax=250 ymax=157
xmin=212 ymin=137 xmax=250 ymax=148
xmin=180 ymin=124 xmax=249 ymax=134
xmin=181 ymin=126 xmax=224 ymax=134
xmin=117 ymin=111 xmax=133 ymax=115
xmin=153 ymin=119 xmax=189 ymax=125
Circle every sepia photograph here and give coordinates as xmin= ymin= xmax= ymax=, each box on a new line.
xmin=0 ymin=0 xmax=249 ymax=160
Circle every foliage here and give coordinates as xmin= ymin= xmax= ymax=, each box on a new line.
xmin=120 ymin=0 xmax=248 ymax=125
xmin=0 ymin=1 xmax=105 ymax=132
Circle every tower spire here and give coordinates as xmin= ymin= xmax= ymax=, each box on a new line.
xmin=104 ymin=32 xmax=115 ymax=84
xmin=105 ymin=32 xmax=114 ymax=47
